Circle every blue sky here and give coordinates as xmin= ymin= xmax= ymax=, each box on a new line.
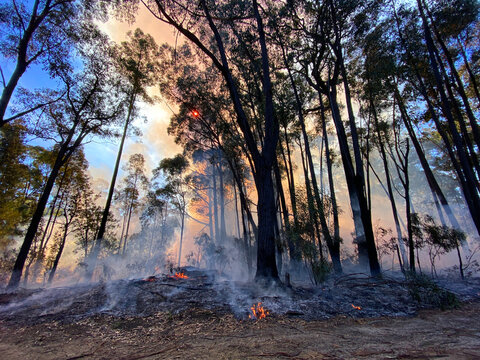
xmin=1 ymin=2 xmax=181 ymax=184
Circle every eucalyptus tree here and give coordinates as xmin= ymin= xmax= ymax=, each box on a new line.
xmin=117 ymin=153 xmax=149 ymax=255
xmin=354 ymin=20 xmax=409 ymax=271
xmin=7 ymin=26 xmax=123 ymax=289
xmin=46 ymin=149 xmax=91 ymax=283
xmin=92 ymin=28 xmax=160 ymax=260
xmin=140 ymin=190 xmax=166 ymax=259
xmin=389 ymin=1 xmax=480 ymax=246
xmin=270 ymin=7 xmax=343 ymax=273
xmin=0 ymin=0 xmax=81 ymax=127
xmin=153 ymin=154 xmax=189 ymax=268
xmin=296 ymin=0 xmax=381 ymax=274
xmin=74 ymin=180 xmax=103 ymax=261
xmin=159 ymin=41 xmax=261 ymax=241
xmin=114 ymin=0 xmax=281 ymax=281
xmin=412 ymin=0 xmax=480 ymax=236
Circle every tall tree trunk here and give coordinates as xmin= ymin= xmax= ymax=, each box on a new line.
xmin=218 ymin=161 xmax=227 ymax=243
xmin=233 ymin=179 xmax=241 ymax=239
xmin=212 ymin=163 xmax=219 ymax=244
xmin=161 ymin=0 xmax=280 ymax=281
xmin=282 ymin=127 xmax=299 ymax=230
xmin=435 ymin=48 xmax=480 ymax=182
xmin=38 ymin=168 xmax=69 ymax=255
xmin=240 ymin=197 xmax=252 ymax=276
xmin=326 ymin=0 xmax=380 ymax=273
xmin=327 ymin=85 xmax=380 ymax=275
xmin=91 ymin=93 xmax=136 ymax=263
xmin=370 ymin=96 xmax=408 ymax=270
xmin=395 ymin=87 xmax=465 ymax=278
xmin=255 ymin=166 xmax=279 ymax=280
xmin=273 ymin=158 xmax=296 ymax=260
xmin=395 ymin=136 xmax=414 ymax=273
xmin=47 ymin=225 xmax=68 ymax=284
xmin=223 ymin=155 xmax=258 ymax=241
xmin=122 ymin=202 xmax=134 ymax=255
xmin=298 ymin=137 xmax=320 ymax=256
xmin=395 ymin=4 xmax=480 ymax=240
xmin=281 ymin=42 xmax=341 ymax=271
xmin=320 ymin=98 xmax=341 ymax=250
xmin=177 ymin=209 xmax=185 ymax=268
xmin=208 ymin=182 xmax=215 ymax=243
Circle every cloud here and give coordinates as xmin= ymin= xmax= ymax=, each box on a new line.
xmin=100 ymin=6 xmax=180 ymax=46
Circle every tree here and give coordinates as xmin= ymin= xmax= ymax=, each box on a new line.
xmin=0 ymin=0 xmax=79 ymax=127
xmin=158 ymin=43 xmax=258 ymax=272
xmin=115 ymin=0 xmax=283 ymax=282
xmin=7 ymin=26 xmax=122 ymax=289
xmin=154 ymin=154 xmax=189 ymax=268
xmin=46 ymin=149 xmax=90 ymax=283
xmin=117 ymin=153 xmax=149 ymax=255
xmin=91 ymin=28 xmax=160 ymax=264
xmin=414 ymin=0 xmax=480 ymax=237
xmin=296 ymin=0 xmax=381 ymax=274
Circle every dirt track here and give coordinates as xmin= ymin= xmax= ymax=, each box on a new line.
xmin=0 ymin=301 xmax=479 ymax=359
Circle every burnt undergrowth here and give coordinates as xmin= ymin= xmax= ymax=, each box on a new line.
xmin=0 ymin=268 xmax=478 ymax=326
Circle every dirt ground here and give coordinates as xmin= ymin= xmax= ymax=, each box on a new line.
xmin=0 ymin=301 xmax=479 ymax=359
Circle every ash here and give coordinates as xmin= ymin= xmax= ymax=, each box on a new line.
xmin=1 ymin=268 xmax=479 ymax=325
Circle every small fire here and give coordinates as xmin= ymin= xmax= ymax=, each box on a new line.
xmin=351 ymin=304 xmax=362 ymax=310
xmin=249 ymin=302 xmax=269 ymax=320
xmin=191 ymin=109 xmax=200 ymax=117
xmin=173 ymin=272 xmax=188 ymax=279
xmin=143 ymin=276 xmax=156 ymax=282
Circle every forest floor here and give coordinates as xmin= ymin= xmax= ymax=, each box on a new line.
xmin=1 ymin=270 xmax=480 ymax=359
xmin=0 ymin=301 xmax=480 ymax=359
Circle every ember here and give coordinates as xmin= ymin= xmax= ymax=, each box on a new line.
xmin=143 ymin=276 xmax=156 ymax=282
xmin=351 ymin=304 xmax=362 ymax=310
xmin=173 ymin=272 xmax=188 ymax=279
xmin=249 ymin=302 xmax=269 ymax=320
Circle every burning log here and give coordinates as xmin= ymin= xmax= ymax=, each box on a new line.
xmin=249 ymin=302 xmax=269 ymax=320
xmin=351 ymin=304 xmax=362 ymax=310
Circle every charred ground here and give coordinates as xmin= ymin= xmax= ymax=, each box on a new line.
xmin=1 ymin=269 xmax=480 ymax=359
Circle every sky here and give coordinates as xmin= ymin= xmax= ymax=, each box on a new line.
xmin=88 ymin=7 xmax=182 ymax=184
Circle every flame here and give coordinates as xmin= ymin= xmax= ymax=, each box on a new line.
xmin=249 ymin=302 xmax=269 ymax=320
xmin=351 ymin=304 xmax=362 ymax=310
xmin=172 ymin=272 xmax=188 ymax=279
